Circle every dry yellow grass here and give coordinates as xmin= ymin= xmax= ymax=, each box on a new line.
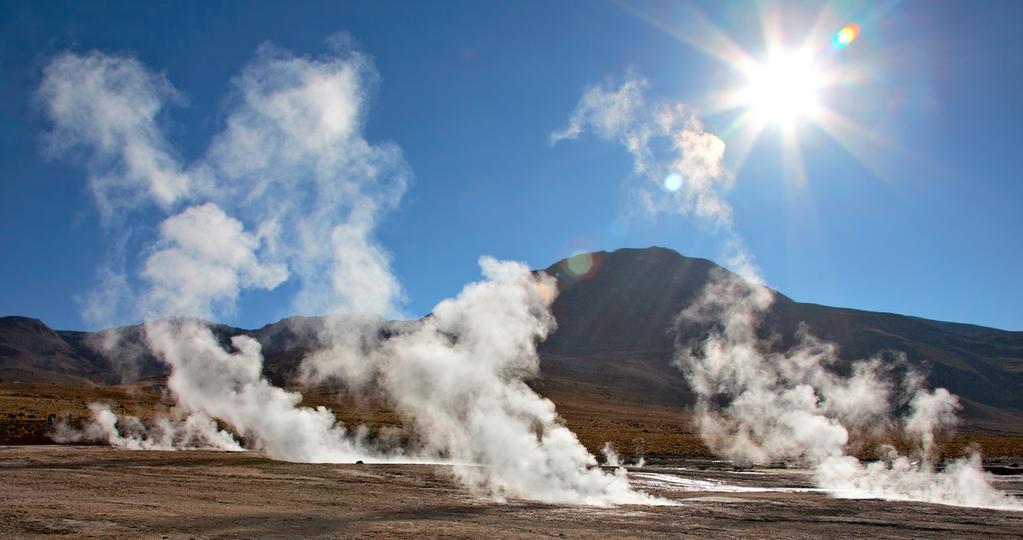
xmin=2 ymin=381 xmax=1021 ymax=459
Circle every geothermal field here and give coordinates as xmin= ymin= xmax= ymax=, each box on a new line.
xmin=2 ymin=358 xmax=1023 ymax=538
xmin=4 ymin=1 xmax=1023 ymax=538
xmin=2 ymin=446 xmax=1023 ymax=538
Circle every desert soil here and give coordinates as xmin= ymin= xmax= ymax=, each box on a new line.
xmin=1 ymin=446 xmax=1022 ymax=538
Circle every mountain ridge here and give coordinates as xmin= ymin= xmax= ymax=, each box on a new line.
xmin=2 ymin=246 xmax=1022 ymax=432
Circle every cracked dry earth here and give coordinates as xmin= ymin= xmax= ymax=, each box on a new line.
xmin=1 ymin=446 xmax=1022 ymax=538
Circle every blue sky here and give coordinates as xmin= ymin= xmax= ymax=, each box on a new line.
xmin=2 ymin=0 xmax=1021 ymax=331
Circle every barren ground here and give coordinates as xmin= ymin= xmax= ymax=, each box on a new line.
xmin=2 ymin=446 xmax=1022 ymax=538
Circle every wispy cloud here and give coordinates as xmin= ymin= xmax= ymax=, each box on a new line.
xmin=38 ymin=51 xmax=191 ymax=219
xmin=205 ymin=43 xmax=409 ymax=318
xmin=38 ymin=43 xmax=409 ymax=324
xmin=551 ymin=73 xmax=736 ymax=233
xmin=549 ymin=74 xmax=647 ymax=148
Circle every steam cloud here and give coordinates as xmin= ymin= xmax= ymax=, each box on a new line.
xmin=675 ymin=271 xmax=1021 ymax=510
xmin=51 ymin=403 xmax=242 ymax=451
xmin=39 ymin=42 xmax=661 ymax=505
xmin=302 ymin=257 xmax=657 ymax=504
xmin=556 ymin=73 xmax=1021 ymax=511
xmin=551 ymin=74 xmax=735 ymax=231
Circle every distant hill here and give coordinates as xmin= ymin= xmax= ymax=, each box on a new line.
xmin=2 ymin=246 xmax=1022 ymax=433
xmin=0 ymin=316 xmax=110 ymax=385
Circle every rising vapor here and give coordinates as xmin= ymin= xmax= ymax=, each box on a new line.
xmin=50 ymin=402 xmax=242 ymax=451
xmin=556 ymin=71 xmax=1021 ymax=510
xmin=674 ymin=270 xmax=1021 ymax=510
xmin=301 ymin=257 xmax=661 ymax=504
xmin=551 ymin=73 xmax=736 ymax=232
xmin=39 ymin=41 xmax=661 ymax=505
xmin=39 ymin=42 xmax=411 ymax=465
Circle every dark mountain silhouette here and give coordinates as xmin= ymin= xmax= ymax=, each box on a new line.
xmin=2 ymin=246 xmax=1022 ymax=432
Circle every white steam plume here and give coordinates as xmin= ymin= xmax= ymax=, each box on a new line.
xmin=551 ymin=74 xmax=737 ymax=234
xmin=301 ymin=258 xmax=662 ymax=504
xmin=141 ymin=203 xmax=288 ymax=319
xmin=601 ymin=442 xmax=623 ymax=468
xmin=37 ymin=51 xmax=192 ymax=219
xmin=40 ymin=44 xmax=662 ymax=505
xmin=50 ymin=403 xmax=242 ymax=451
xmin=145 ymin=318 xmax=393 ymax=462
xmin=40 ymin=44 xmax=409 ymax=325
xmin=675 ymin=270 xmax=1021 ymax=510
xmin=204 ymin=44 xmax=409 ymax=317
xmin=38 ymin=44 xmax=408 ymax=467
xmin=557 ymin=71 xmax=1021 ymax=510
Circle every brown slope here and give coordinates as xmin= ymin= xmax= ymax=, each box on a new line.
xmin=537 ymin=247 xmax=1023 ymax=433
xmin=0 ymin=317 xmax=110 ymax=385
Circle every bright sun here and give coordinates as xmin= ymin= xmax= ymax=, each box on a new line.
xmin=741 ymin=51 xmax=823 ymax=125
xmin=676 ymin=11 xmax=865 ymax=183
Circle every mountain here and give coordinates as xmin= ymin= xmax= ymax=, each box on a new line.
xmin=2 ymin=246 xmax=1022 ymax=433
xmin=0 ymin=317 xmax=112 ymax=385
xmin=540 ymin=247 xmax=1023 ymax=432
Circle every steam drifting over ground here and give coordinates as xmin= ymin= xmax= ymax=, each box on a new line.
xmin=38 ymin=41 xmax=661 ymax=505
xmin=51 ymin=402 xmax=242 ymax=451
xmin=301 ymin=257 xmax=660 ymax=504
xmin=556 ymin=74 xmax=1022 ymax=511
xmin=674 ymin=270 xmax=1022 ymax=510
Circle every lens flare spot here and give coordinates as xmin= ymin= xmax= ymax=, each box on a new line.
xmin=566 ymin=251 xmax=594 ymax=277
xmin=833 ymin=23 xmax=860 ymax=49
xmin=664 ymin=172 xmax=683 ymax=192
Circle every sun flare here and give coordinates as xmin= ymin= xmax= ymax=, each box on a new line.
xmin=741 ymin=51 xmax=823 ymax=125
xmin=655 ymin=7 xmax=881 ymax=184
